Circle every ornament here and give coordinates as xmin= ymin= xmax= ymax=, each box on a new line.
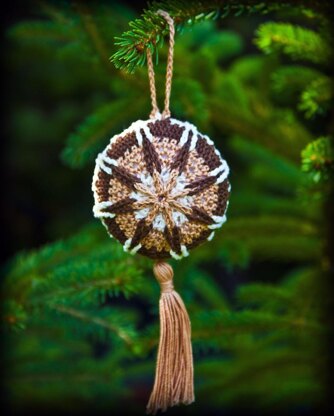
xmin=92 ymin=10 xmax=230 ymax=414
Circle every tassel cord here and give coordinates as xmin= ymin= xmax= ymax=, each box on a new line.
xmin=146 ymin=261 xmax=194 ymax=414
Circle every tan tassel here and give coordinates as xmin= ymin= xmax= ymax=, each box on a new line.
xmin=146 ymin=261 xmax=194 ymax=414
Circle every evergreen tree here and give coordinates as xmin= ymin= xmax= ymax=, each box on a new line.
xmin=3 ymin=1 xmax=333 ymax=414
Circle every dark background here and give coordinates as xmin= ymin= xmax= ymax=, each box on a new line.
xmin=1 ymin=1 xmax=334 ymax=415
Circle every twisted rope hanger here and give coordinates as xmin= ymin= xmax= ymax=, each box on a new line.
xmin=146 ymin=10 xmax=175 ymax=119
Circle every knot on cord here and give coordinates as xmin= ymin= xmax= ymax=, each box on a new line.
xmin=153 ymin=262 xmax=174 ymax=293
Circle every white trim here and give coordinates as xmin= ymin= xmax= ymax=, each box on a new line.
xmin=169 ymin=118 xmax=185 ymax=128
xmin=130 ymin=243 xmax=142 ymax=254
xmin=212 ymin=214 xmax=226 ymax=223
xmin=93 ymin=201 xmax=115 ymax=219
xmin=123 ymin=238 xmax=132 ymax=252
xmin=93 ymin=201 xmax=112 ymax=210
xmin=169 ymin=245 xmax=189 ymax=260
xmin=208 ymin=222 xmax=224 ymax=230
xmin=170 ymin=250 xmax=183 ymax=260
xmin=123 ymin=238 xmax=142 ymax=255
xmin=100 ymin=219 xmax=113 ymax=236
xmin=208 ymin=214 xmax=227 ymax=229
xmin=181 ymin=245 xmax=189 ymax=257
xmin=142 ymin=124 xmax=154 ymax=142
xmin=207 ymin=231 xmax=215 ymax=241
xmin=96 ymin=154 xmax=112 ymax=174
xmin=135 ymin=128 xmax=143 ymax=146
xmin=94 ymin=211 xmax=115 ymax=219
xmin=179 ymin=121 xmax=194 ymax=146
xmin=209 ymin=164 xmax=225 ymax=177
xmin=101 ymin=150 xmax=118 ymax=166
xmin=189 ymin=134 xmax=198 ymax=151
xmin=216 ymin=163 xmax=230 ymax=184
xmin=202 ymin=134 xmax=214 ymax=146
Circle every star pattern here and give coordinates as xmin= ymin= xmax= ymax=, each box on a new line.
xmin=93 ymin=118 xmax=230 ymax=260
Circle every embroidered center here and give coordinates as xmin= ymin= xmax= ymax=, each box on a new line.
xmin=132 ymin=169 xmax=193 ymax=233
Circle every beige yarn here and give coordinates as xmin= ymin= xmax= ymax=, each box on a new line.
xmin=147 ymin=262 xmax=194 ymax=414
xmin=146 ymin=10 xmax=175 ymax=119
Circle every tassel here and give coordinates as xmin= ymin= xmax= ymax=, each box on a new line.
xmin=146 ymin=261 xmax=194 ymax=414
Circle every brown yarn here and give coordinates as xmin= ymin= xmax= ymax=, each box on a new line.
xmin=147 ymin=262 xmax=194 ymax=414
xmin=148 ymin=118 xmax=184 ymax=142
xmin=157 ymin=10 xmax=174 ymax=119
xmin=146 ymin=47 xmax=160 ymax=119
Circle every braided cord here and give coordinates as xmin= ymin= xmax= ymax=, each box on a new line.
xmin=147 ymin=10 xmax=175 ymax=119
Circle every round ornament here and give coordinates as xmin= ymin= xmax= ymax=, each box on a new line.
xmin=91 ymin=10 xmax=231 ymax=414
xmin=92 ymin=117 xmax=230 ymax=260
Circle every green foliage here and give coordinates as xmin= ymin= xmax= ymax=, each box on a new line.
xmin=255 ymin=22 xmax=331 ymax=64
xmin=4 ymin=0 xmax=332 ymax=414
xmin=271 ymin=65 xmax=323 ymax=102
xmin=191 ymin=268 xmax=326 ymax=410
xmin=298 ymin=76 xmax=333 ymax=118
xmin=3 ymin=300 xmax=28 ymax=331
xmin=301 ymin=137 xmax=334 ymax=183
xmin=4 ymin=224 xmax=147 ymax=307
xmin=62 ymin=99 xmax=148 ymax=168
xmin=110 ymin=0 xmax=321 ymax=73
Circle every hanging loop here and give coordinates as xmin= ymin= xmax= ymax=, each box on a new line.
xmin=146 ymin=48 xmax=160 ymax=119
xmin=146 ymin=10 xmax=175 ymax=120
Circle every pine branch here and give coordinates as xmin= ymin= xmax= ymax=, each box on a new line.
xmin=3 ymin=224 xmax=148 ymax=332
xmin=197 ymin=352 xmax=321 ymax=409
xmin=255 ymin=22 xmax=331 ymax=64
xmin=231 ymin=192 xmax=311 ymax=219
xmin=237 ymin=283 xmax=294 ymax=309
xmin=8 ymin=2 xmax=129 ymax=76
xmin=3 ymin=300 xmax=28 ymax=332
xmin=62 ymin=98 xmax=148 ymax=168
xmin=193 ymin=309 xmax=323 ymax=340
xmin=190 ymin=269 xmax=230 ymax=311
xmin=229 ymin=135 xmax=304 ymax=185
xmin=224 ymin=216 xmax=318 ymax=238
xmin=188 ymin=231 xmax=320 ymax=269
xmin=110 ymin=0 xmax=328 ymax=73
xmin=3 ymin=224 xmax=103 ymax=298
xmin=210 ymin=96 xmax=312 ymax=162
xmin=111 ymin=0 xmax=222 ymax=73
xmin=301 ymin=137 xmax=334 ymax=182
xmin=6 ymin=328 xmax=130 ymax=409
xmin=271 ymin=65 xmax=323 ymax=102
xmin=298 ymin=76 xmax=333 ymax=118
xmin=8 ymin=21 xmax=73 ymax=43
xmin=52 ymin=304 xmax=136 ymax=347
xmin=73 ymin=2 xmax=117 ymax=75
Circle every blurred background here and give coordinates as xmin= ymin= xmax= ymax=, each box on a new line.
xmin=2 ymin=1 xmax=333 ymax=415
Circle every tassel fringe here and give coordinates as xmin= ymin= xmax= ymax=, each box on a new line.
xmin=146 ymin=262 xmax=194 ymax=414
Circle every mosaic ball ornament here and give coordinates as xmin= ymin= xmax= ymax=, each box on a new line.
xmin=92 ymin=117 xmax=231 ymax=260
